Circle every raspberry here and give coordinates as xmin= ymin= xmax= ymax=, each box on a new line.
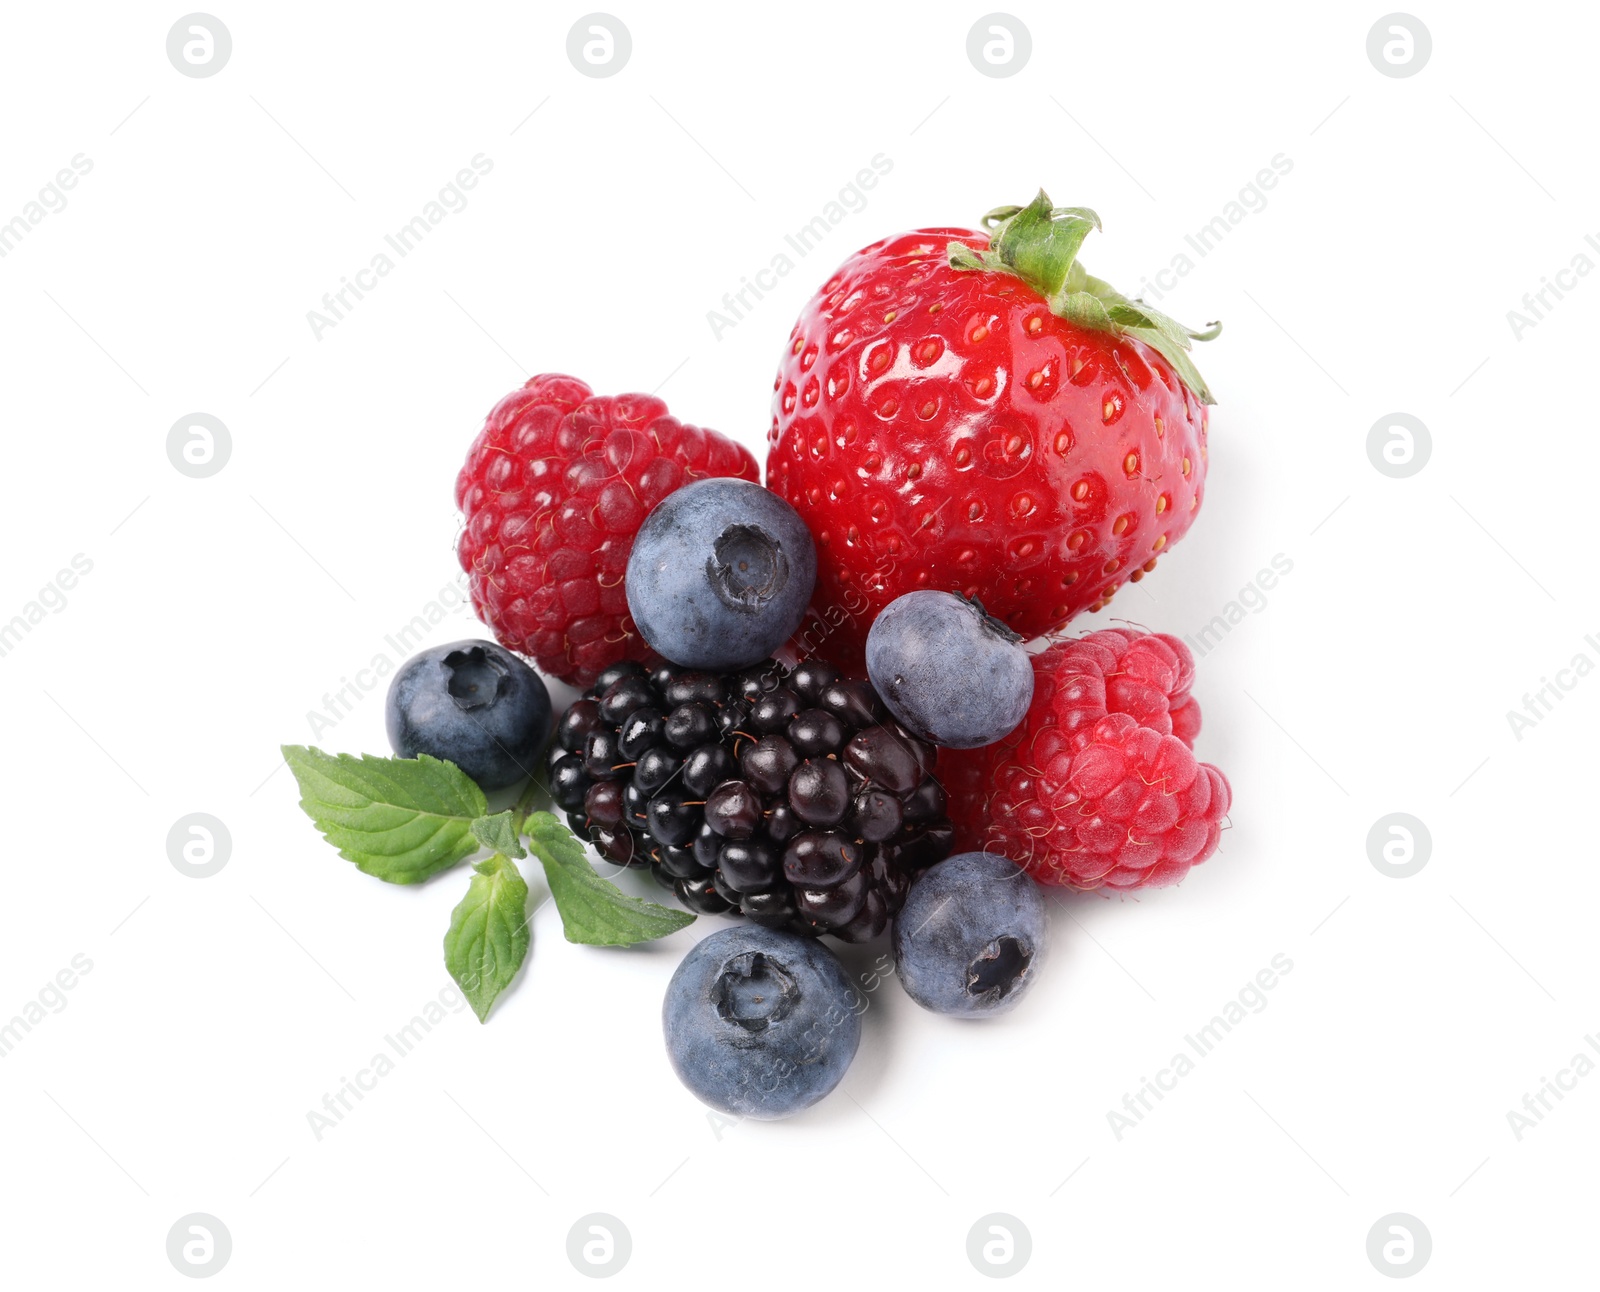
xmin=455 ymin=374 xmax=759 ymax=688
xmin=546 ymin=657 xmax=955 ymax=940
xmin=944 ymin=629 xmax=1231 ymax=890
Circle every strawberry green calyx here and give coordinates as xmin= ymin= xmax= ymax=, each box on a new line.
xmin=948 ymin=190 xmax=1222 ymax=405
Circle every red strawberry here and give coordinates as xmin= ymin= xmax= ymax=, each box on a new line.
xmin=766 ymin=193 xmax=1219 ymax=667
xmin=456 ymin=374 xmax=759 ymax=688
xmin=944 ymin=628 xmax=1231 ymax=891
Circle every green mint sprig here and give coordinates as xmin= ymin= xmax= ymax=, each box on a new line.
xmin=281 ymin=743 xmax=694 ymax=1022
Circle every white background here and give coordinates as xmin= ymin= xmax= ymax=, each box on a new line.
xmin=0 ymin=0 xmax=1593 ymax=1286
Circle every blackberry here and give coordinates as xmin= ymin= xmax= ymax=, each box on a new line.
xmin=545 ymin=655 xmax=954 ymax=940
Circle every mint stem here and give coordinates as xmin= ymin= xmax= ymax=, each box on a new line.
xmin=511 ymin=773 xmax=545 ymax=835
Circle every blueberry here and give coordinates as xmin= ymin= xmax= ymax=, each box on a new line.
xmin=663 ymin=925 xmax=862 ymax=1119
xmin=384 ymin=640 xmax=551 ymax=790
xmin=625 ymin=478 xmax=817 ymax=671
xmin=892 ymin=852 xmax=1048 ymax=1017
xmin=865 ymin=591 xmax=1034 ymax=749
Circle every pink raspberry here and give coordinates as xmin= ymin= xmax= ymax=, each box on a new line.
xmin=945 ymin=629 xmax=1231 ymax=890
xmin=455 ymin=375 xmax=759 ymax=687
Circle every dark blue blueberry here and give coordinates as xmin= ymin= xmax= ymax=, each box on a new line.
xmin=865 ymin=591 xmax=1034 ymax=749
xmin=663 ymin=926 xmax=862 ymax=1119
xmin=892 ymin=852 xmax=1048 ymax=1016
xmin=625 ymin=478 xmax=817 ymax=671
xmin=384 ymin=640 xmax=551 ymax=791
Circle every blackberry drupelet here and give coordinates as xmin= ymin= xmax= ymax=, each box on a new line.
xmin=545 ymin=655 xmax=954 ymax=940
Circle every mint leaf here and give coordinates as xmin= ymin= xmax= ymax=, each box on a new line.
xmin=281 ymin=745 xmax=488 ymax=884
xmin=524 ymin=812 xmax=695 ymax=945
xmin=443 ymin=853 xmax=531 ymax=1022
xmin=470 ymin=811 xmax=526 ymax=859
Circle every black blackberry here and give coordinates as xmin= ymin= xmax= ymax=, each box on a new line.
xmin=545 ymin=655 xmax=954 ymax=940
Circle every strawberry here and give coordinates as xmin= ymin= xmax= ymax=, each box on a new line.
xmin=766 ymin=192 xmax=1219 ymax=667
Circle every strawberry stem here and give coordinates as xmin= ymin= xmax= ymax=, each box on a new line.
xmin=948 ymin=190 xmax=1222 ymax=405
